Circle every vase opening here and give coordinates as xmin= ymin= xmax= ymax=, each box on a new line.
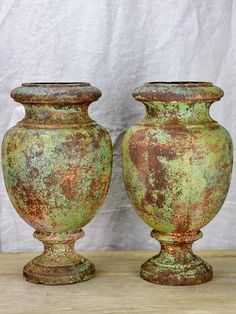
xmin=146 ymin=81 xmax=212 ymax=87
xmin=22 ymin=82 xmax=90 ymax=87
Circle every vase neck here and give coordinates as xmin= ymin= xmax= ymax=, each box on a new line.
xmin=141 ymin=101 xmax=214 ymax=126
xmin=20 ymin=103 xmax=93 ymax=126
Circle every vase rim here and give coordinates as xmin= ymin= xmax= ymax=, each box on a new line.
xmin=146 ymin=81 xmax=212 ymax=87
xmin=133 ymin=81 xmax=223 ymax=103
xmin=11 ymin=82 xmax=101 ymax=104
xmin=22 ymin=82 xmax=90 ymax=87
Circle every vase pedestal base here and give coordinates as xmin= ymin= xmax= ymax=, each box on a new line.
xmin=23 ymin=257 xmax=95 ymax=285
xmin=23 ymin=230 xmax=95 ymax=285
xmin=140 ymin=254 xmax=212 ymax=286
xmin=140 ymin=230 xmax=213 ymax=286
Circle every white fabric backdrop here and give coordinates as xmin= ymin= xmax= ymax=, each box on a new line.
xmin=0 ymin=0 xmax=235 ymax=252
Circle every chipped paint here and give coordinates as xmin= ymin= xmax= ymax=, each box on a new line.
xmin=2 ymin=82 xmax=113 ymax=285
xmin=122 ymin=82 xmax=233 ymax=285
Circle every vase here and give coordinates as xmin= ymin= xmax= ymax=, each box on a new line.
xmin=2 ymin=82 xmax=112 ymax=285
xmin=122 ymin=82 xmax=233 ymax=285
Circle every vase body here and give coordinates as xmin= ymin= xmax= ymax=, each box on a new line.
xmin=122 ymin=82 xmax=233 ymax=285
xmin=2 ymin=82 xmax=112 ymax=284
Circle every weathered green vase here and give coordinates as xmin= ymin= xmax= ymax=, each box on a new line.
xmin=2 ymin=82 xmax=112 ymax=285
xmin=122 ymin=82 xmax=233 ymax=285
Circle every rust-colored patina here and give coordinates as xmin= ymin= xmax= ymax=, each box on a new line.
xmin=2 ymin=82 xmax=113 ymax=285
xmin=122 ymin=82 xmax=233 ymax=285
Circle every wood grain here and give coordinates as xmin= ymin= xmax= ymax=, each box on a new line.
xmin=0 ymin=250 xmax=235 ymax=314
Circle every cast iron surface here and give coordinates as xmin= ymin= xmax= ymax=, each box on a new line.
xmin=2 ymin=82 xmax=113 ymax=285
xmin=122 ymin=81 xmax=233 ymax=286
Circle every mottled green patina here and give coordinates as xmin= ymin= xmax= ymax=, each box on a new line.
xmin=2 ymin=83 xmax=113 ymax=285
xmin=122 ymin=82 xmax=233 ymax=285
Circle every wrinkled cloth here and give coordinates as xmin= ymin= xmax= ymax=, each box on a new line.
xmin=0 ymin=0 xmax=235 ymax=252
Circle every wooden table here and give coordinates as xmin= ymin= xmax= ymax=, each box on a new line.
xmin=0 ymin=250 xmax=235 ymax=313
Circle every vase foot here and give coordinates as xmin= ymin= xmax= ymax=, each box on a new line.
xmin=23 ymin=256 xmax=95 ymax=285
xmin=140 ymin=230 xmax=213 ymax=286
xmin=140 ymin=254 xmax=212 ymax=286
xmin=23 ymin=230 xmax=95 ymax=285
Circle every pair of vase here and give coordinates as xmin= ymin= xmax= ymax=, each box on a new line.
xmin=1 ymin=81 xmax=233 ymax=286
